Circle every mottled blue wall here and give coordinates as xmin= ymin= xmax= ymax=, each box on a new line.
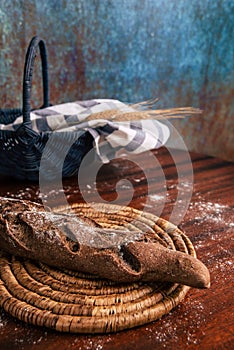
xmin=0 ymin=0 xmax=233 ymax=160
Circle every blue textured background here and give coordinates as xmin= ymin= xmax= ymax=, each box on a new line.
xmin=0 ymin=0 xmax=233 ymax=160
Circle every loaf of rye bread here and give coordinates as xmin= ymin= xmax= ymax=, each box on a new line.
xmin=0 ymin=197 xmax=210 ymax=289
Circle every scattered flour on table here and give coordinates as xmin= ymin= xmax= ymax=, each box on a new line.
xmin=71 ymin=338 xmax=108 ymax=349
xmin=0 ymin=312 xmax=8 ymax=328
xmin=189 ymin=201 xmax=233 ymax=225
xmin=187 ymin=198 xmax=234 ymax=285
xmin=187 ymin=198 xmax=234 ymax=245
xmin=143 ymin=299 xmax=207 ymax=347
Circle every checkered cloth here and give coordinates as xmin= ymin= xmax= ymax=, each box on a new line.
xmin=0 ymin=99 xmax=170 ymax=162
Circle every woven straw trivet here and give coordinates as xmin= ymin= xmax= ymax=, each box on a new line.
xmin=0 ymin=202 xmax=194 ymax=334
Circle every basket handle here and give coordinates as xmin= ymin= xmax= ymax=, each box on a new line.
xmin=23 ymin=36 xmax=50 ymax=126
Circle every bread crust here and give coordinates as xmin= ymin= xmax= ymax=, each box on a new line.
xmin=0 ymin=197 xmax=210 ymax=288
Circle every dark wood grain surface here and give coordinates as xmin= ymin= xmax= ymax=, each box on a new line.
xmin=0 ymin=147 xmax=233 ymax=350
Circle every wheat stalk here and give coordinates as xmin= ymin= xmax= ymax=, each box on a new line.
xmin=86 ymin=99 xmax=202 ymax=122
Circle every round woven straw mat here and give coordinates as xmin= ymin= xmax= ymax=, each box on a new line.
xmin=0 ymin=202 xmax=194 ymax=334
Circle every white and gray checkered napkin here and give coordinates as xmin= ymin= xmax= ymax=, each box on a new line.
xmin=0 ymin=99 xmax=170 ymax=162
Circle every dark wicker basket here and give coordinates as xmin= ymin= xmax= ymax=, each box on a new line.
xmin=0 ymin=36 xmax=93 ymax=181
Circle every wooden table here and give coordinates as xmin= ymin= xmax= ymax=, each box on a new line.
xmin=0 ymin=147 xmax=233 ymax=349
